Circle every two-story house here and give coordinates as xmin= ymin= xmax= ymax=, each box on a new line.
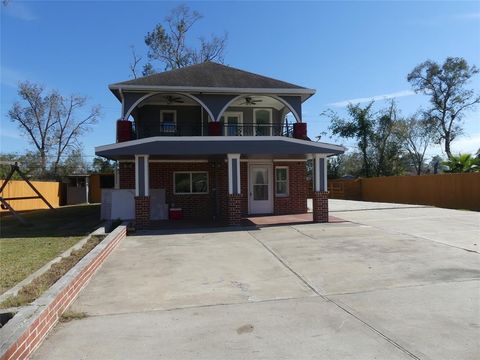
xmin=95 ymin=62 xmax=345 ymax=228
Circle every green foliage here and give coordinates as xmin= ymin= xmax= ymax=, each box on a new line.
xmin=407 ymin=57 xmax=480 ymax=158
xmin=91 ymin=157 xmax=115 ymax=174
xmin=442 ymin=153 xmax=480 ymax=173
xmin=327 ymin=100 xmax=405 ymax=177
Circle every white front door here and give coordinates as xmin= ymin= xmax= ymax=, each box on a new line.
xmin=249 ymin=164 xmax=273 ymax=214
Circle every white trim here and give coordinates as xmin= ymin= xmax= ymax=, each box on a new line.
xmin=275 ymin=166 xmax=289 ymax=197
xmin=248 ymin=163 xmax=274 ymax=214
xmin=109 ymin=84 xmax=316 ymax=96
xmin=253 ymin=108 xmax=273 ymax=136
xmin=124 ymin=92 xmax=216 ymax=122
xmin=160 ymin=110 xmax=177 ymax=134
xmin=227 ymin=153 xmax=241 ymax=195
xmin=323 ymin=155 xmax=328 ymax=193
xmin=221 ymin=112 xmax=243 ymax=136
xmin=173 ymin=171 xmax=209 ymax=195
xmin=95 ymin=136 xmax=346 ymax=153
xmin=160 ymin=110 xmax=177 ymax=123
xmin=114 ymin=165 xmax=120 ymax=189
xmin=238 ymin=159 xmax=307 ymax=162
xmin=119 ymin=89 xmax=125 ymax=119
xmin=135 ymin=155 xmax=140 ymax=197
xmin=144 ymin=155 xmax=149 ymax=197
xmin=216 ymin=95 xmax=302 ymax=123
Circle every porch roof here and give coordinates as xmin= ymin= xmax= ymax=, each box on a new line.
xmin=95 ymin=137 xmax=345 ymax=160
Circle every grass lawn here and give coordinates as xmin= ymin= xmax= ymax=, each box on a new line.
xmin=0 ymin=204 xmax=102 ymax=294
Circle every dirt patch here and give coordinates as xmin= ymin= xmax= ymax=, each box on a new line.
xmin=236 ymin=324 xmax=254 ymax=334
xmin=59 ymin=310 xmax=88 ymax=323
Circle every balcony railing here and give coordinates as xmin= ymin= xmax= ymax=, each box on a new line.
xmin=155 ymin=122 xmax=294 ymax=137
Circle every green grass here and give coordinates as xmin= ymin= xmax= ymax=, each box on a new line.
xmin=0 ymin=236 xmax=103 ymax=308
xmin=0 ymin=204 xmax=101 ymax=295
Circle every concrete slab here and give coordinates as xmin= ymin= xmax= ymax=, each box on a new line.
xmin=32 ymin=297 xmax=412 ymax=360
xmin=71 ymin=230 xmax=313 ymax=315
xmin=251 ymin=223 xmax=480 ymax=295
xmin=31 ymin=200 xmax=480 ymax=360
xmin=333 ymin=204 xmax=480 ymax=252
xmin=331 ymin=280 xmax=480 ymax=360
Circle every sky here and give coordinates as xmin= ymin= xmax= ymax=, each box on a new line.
xmin=1 ymin=0 xmax=479 ymax=164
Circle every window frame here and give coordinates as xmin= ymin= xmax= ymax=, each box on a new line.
xmin=275 ymin=166 xmax=289 ymax=197
xmin=173 ymin=171 xmax=209 ymax=195
xmin=253 ymin=108 xmax=273 ymax=136
xmin=221 ymin=111 xmax=243 ymax=136
xmin=160 ymin=110 xmax=177 ymax=133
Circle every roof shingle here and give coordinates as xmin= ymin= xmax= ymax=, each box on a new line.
xmin=110 ymin=61 xmax=309 ymax=90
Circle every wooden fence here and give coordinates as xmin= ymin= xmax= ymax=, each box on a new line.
xmin=0 ymin=180 xmax=61 ymax=212
xmin=328 ymin=173 xmax=480 ymax=211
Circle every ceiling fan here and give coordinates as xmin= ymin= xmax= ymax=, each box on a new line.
xmin=239 ymin=97 xmax=263 ymax=105
xmin=164 ymin=95 xmax=184 ymax=104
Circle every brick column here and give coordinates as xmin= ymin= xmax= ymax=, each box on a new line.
xmin=227 ymin=194 xmax=242 ymax=226
xmin=135 ymin=196 xmax=150 ymax=228
xmin=312 ymin=191 xmax=329 ymax=223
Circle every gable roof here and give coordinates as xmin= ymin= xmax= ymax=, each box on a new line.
xmin=109 ymin=62 xmax=314 ymax=95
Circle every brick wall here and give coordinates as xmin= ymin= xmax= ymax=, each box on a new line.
xmin=134 ymin=196 xmax=150 ymax=228
xmin=312 ymin=191 xmax=329 ymax=222
xmin=274 ymin=162 xmax=308 ymax=215
xmin=149 ymin=162 xmax=215 ymax=220
xmin=119 ymin=162 xmax=135 ymax=189
xmin=227 ymin=194 xmax=243 ymax=225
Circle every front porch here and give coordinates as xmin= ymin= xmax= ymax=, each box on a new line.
xmin=96 ymin=136 xmax=344 ymax=228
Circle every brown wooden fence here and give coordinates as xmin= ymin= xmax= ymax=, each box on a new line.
xmin=328 ymin=173 xmax=480 ymax=211
xmin=0 ymin=180 xmax=61 ymax=212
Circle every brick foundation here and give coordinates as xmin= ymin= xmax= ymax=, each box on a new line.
xmin=0 ymin=226 xmax=127 ymax=360
xmin=135 ymin=196 xmax=150 ymax=228
xmin=227 ymin=194 xmax=242 ymax=225
xmin=312 ymin=191 xmax=329 ymax=223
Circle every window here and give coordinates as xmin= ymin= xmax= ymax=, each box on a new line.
xmin=221 ymin=112 xmax=243 ymax=136
xmin=174 ymin=172 xmax=208 ymax=194
xmin=160 ymin=110 xmax=176 ymax=133
xmin=275 ymin=167 xmax=289 ymax=196
xmin=254 ymin=109 xmax=272 ymax=136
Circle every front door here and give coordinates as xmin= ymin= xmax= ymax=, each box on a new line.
xmin=249 ymin=164 xmax=273 ymax=214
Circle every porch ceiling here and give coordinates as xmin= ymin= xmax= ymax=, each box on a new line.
xmin=95 ymin=136 xmax=345 ymax=160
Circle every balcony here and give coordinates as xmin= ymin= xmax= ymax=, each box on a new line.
xmin=156 ymin=122 xmax=294 ymax=137
xmin=118 ymin=120 xmax=306 ymax=142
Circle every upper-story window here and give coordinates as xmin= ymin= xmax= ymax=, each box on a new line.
xmin=254 ymin=109 xmax=272 ymax=136
xmin=160 ymin=110 xmax=176 ymax=134
xmin=221 ymin=112 xmax=243 ymax=136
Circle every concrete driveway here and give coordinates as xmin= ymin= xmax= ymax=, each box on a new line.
xmin=33 ymin=200 xmax=480 ymax=360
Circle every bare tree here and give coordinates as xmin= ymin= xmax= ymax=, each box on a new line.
xmin=52 ymin=95 xmax=100 ymax=175
xmin=129 ymin=45 xmax=143 ymax=79
xmin=143 ymin=4 xmax=227 ymax=72
xmin=8 ymin=82 xmax=101 ymax=177
xmin=407 ymin=57 xmax=480 ymax=158
xmin=396 ymin=114 xmax=436 ymax=175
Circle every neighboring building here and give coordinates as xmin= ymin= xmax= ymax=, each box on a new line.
xmin=95 ymin=62 xmax=344 ymax=227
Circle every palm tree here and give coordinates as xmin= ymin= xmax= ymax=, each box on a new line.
xmin=442 ymin=153 xmax=480 ymax=173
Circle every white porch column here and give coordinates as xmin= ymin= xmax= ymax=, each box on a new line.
xmin=313 ymin=154 xmax=328 ymax=192
xmin=227 ymin=153 xmax=241 ymax=195
xmin=135 ymin=154 xmax=150 ymax=197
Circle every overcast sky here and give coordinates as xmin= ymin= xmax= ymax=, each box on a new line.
xmin=1 ymin=0 xmax=479 ymax=161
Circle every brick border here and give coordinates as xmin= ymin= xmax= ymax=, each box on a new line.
xmin=0 ymin=225 xmax=127 ymax=360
